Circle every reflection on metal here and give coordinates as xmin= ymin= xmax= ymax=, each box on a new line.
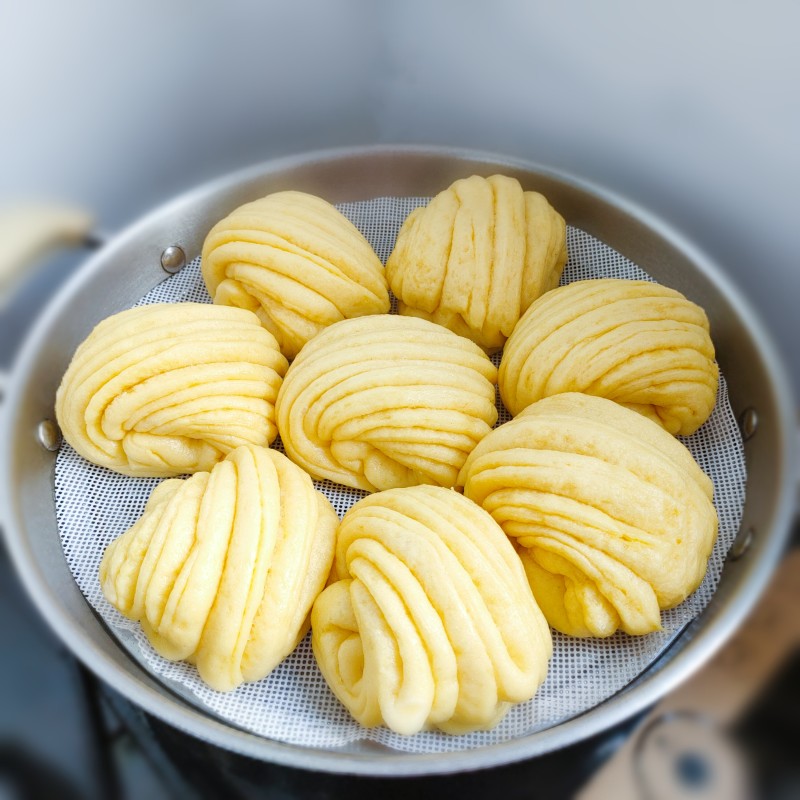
xmin=739 ymin=408 xmax=759 ymax=441
xmin=36 ymin=419 xmax=62 ymax=452
xmin=729 ymin=527 xmax=755 ymax=561
xmin=160 ymin=245 xmax=186 ymax=274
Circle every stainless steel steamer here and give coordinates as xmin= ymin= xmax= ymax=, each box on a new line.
xmin=0 ymin=146 xmax=795 ymax=776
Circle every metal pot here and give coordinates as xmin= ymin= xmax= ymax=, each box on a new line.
xmin=0 ymin=146 xmax=795 ymax=776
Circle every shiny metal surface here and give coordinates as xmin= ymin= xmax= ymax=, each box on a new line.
xmin=728 ymin=527 xmax=756 ymax=561
xmin=739 ymin=408 xmax=759 ymax=441
xmin=728 ymin=527 xmax=756 ymax=562
xmin=35 ymin=420 xmax=62 ymax=452
xmin=159 ymin=245 xmax=186 ymax=274
xmin=0 ymin=146 xmax=796 ymax=776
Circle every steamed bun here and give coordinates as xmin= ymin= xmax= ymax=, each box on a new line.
xmin=201 ymin=191 xmax=390 ymax=359
xmin=276 ymin=315 xmax=498 ymax=492
xmin=56 ymin=303 xmax=288 ymax=477
xmin=100 ymin=445 xmax=337 ymax=691
xmin=312 ymin=485 xmax=551 ymax=734
xmin=386 ymin=175 xmax=567 ymax=351
xmin=459 ymin=393 xmax=719 ymax=637
xmin=499 ymin=279 xmax=719 ymax=435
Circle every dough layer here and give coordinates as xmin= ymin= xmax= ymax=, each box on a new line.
xmin=386 ymin=175 xmax=566 ymax=352
xmin=459 ymin=393 xmax=718 ymax=637
xmin=499 ymin=279 xmax=718 ymax=435
xmin=100 ymin=444 xmax=338 ymax=691
xmin=202 ymin=191 xmax=390 ymax=359
xmin=276 ymin=315 xmax=498 ymax=492
xmin=312 ymin=485 xmax=552 ymax=734
xmin=56 ymin=303 xmax=288 ymax=477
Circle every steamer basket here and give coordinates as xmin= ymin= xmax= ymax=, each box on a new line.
xmin=0 ymin=146 xmax=795 ymax=776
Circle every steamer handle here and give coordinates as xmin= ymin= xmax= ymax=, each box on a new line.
xmin=0 ymin=204 xmax=100 ymax=405
xmin=0 ymin=204 xmax=97 ymax=307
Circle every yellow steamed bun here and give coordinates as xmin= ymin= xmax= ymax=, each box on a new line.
xmin=312 ymin=485 xmax=552 ymax=735
xmin=499 ymin=279 xmax=719 ymax=435
xmin=386 ymin=174 xmax=567 ymax=352
xmin=56 ymin=303 xmax=288 ymax=477
xmin=100 ymin=445 xmax=338 ymax=691
xmin=459 ymin=393 xmax=719 ymax=637
xmin=201 ymin=191 xmax=390 ymax=359
xmin=276 ymin=315 xmax=498 ymax=492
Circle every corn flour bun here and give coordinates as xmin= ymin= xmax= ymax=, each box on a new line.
xmin=56 ymin=303 xmax=288 ymax=477
xmin=459 ymin=393 xmax=719 ymax=638
xmin=201 ymin=191 xmax=390 ymax=359
xmin=386 ymin=174 xmax=567 ymax=352
xmin=100 ymin=445 xmax=337 ymax=692
xmin=499 ymin=279 xmax=719 ymax=436
xmin=276 ymin=315 xmax=498 ymax=492
xmin=312 ymin=485 xmax=552 ymax=735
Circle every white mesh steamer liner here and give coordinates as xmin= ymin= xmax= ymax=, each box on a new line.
xmin=54 ymin=197 xmax=746 ymax=754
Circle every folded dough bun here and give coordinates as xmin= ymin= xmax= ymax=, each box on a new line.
xmin=276 ymin=315 xmax=499 ymax=492
xmin=386 ymin=174 xmax=567 ymax=352
xmin=499 ymin=279 xmax=719 ymax=436
xmin=459 ymin=393 xmax=718 ymax=638
xmin=100 ymin=445 xmax=338 ymax=692
xmin=312 ymin=485 xmax=552 ymax=735
xmin=201 ymin=191 xmax=390 ymax=359
xmin=56 ymin=303 xmax=288 ymax=477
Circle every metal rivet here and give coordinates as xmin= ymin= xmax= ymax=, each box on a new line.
xmin=739 ymin=407 xmax=758 ymax=441
xmin=160 ymin=245 xmax=186 ymax=274
xmin=729 ymin=526 xmax=754 ymax=560
xmin=37 ymin=419 xmax=62 ymax=451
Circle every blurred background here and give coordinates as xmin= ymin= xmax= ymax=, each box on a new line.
xmin=1 ymin=1 xmax=797 ymax=798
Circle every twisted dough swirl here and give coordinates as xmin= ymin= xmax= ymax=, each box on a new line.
xmin=100 ymin=445 xmax=338 ymax=692
xmin=56 ymin=303 xmax=288 ymax=477
xmin=201 ymin=191 xmax=390 ymax=359
xmin=312 ymin=486 xmax=552 ymax=734
xmin=499 ymin=279 xmax=719 ymax=435
xmin=459 ymin=393 xmax=718 ymax=637
xmin=386 ymin=174 xmax=567 ymax=352
xmin=276 ymin=315 xmax=498 ymax=492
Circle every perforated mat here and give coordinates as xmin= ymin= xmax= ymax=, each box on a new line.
xmin=54 ymin=197 xmax=746 ymax=753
